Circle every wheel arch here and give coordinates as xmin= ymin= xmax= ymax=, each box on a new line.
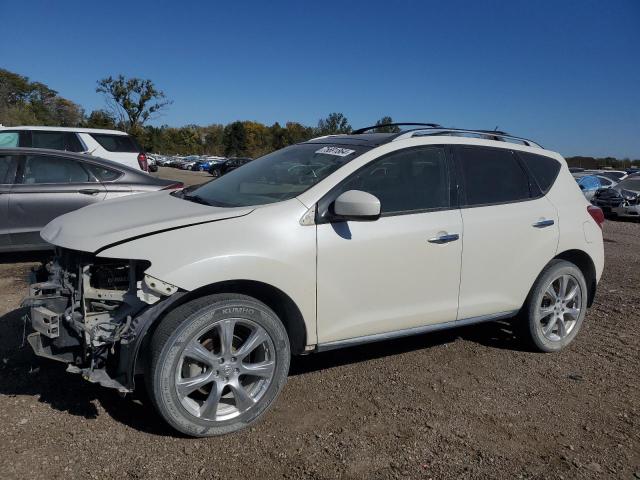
xmin=553 ymin=249 xmax=597 ymax=307
xmin=131 ymin=279 xmax=308 ymax=382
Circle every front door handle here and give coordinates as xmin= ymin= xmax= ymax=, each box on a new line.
xmin=78 ymin=189 xmax=101 ymax=196
xmin=428 ymin=233 xmax=460 ymax=244
xmin=532 ymin=219 xmax=555 ymax=228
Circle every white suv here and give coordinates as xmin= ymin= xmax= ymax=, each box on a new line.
xmin=26 ymin=124 xmax=605 ymax=437
xmin=0 ymin=126 xmax=148 ymax=171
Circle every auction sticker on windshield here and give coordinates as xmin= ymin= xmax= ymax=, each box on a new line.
xmin=315 ymin=146 xmax=356 ymax=157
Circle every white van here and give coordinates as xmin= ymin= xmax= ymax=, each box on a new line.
xmin=0 ymin=126 xmax=148 ymax=171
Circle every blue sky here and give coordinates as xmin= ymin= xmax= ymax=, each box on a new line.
xmin=2 ymin=0 xmax=639 ymax=157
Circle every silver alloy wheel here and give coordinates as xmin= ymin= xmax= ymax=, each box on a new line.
xmin=537 ymin=274 xmax=582 ymax=342
xmin=175 ymin=318 xmax=276 ymax=421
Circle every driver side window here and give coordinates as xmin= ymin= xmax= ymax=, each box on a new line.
xmin=340 ymin=147 xmax=450 ymax=215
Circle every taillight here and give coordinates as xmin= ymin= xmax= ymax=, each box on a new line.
xmin=161 ymin=182 xmax=184 ymax=190
xmin=587 ymin=205 xmax=605 ymax=229
xmin=137 ymin=152 xmax=148 ymax=171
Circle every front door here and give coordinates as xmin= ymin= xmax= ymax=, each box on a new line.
xmin=0 ymin=153 xmax=19 ymax=250
xmin=316 ymin=146 xmax=463 ymax=344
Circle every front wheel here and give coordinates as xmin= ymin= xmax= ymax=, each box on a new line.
xmin=519 ymin=260 xmax=588 ymax=352
xmin=146 ymin=294 xmax=290 ymax=437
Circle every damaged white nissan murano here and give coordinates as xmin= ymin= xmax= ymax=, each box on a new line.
xmin=25 ymin=123 xmax=605 ymax=436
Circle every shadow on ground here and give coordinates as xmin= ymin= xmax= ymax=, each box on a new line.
xmin=0 ymin=304 xmax=527 ymax=436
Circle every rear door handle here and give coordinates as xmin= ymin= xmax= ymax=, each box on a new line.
xmin=79 ymin=189 xmax=101 ymax=196
xmin=428 ymin=233 xmax=460 ymax=244
xmin=532 ymin=219 xmax=555 ymax=228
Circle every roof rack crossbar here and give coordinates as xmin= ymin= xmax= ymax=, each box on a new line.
xmin=352 ymin=123 xmax=442 ymax=134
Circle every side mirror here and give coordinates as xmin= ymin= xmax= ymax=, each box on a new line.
xmin=332 ymin=190 xmax=381 ymax=221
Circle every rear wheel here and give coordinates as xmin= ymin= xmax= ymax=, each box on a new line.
xmin=146 ymin=294 xmax=290 ymax=437
xmin=519 ymin=260 xmax=588 ymax=352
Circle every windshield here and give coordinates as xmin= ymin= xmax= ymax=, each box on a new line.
xmin=184 ymin=143 xmax=368 ymax=207
xmin=617 ymin=178 xmax=640 ymax=192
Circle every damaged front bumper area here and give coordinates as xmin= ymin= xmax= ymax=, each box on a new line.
xmin=22 ymin=249 xmax=183 ymax=393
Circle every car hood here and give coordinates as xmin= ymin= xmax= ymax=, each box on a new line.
xmin=41 ymin=190 xmax=254 ymax=253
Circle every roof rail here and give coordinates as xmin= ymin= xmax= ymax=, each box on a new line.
xmin=390 ymin=127 xmax=542 ymax=148
xmin=352 ymin=122 xmax=442 ymax=134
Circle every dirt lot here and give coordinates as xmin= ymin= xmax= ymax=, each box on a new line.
xmin=151 ymin=166 xmax=213 ymax=187
xmin=0 ymin=174 xmax=638 ymax=478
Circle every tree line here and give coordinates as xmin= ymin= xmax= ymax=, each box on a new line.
xmin=1 ymin=68 xmax=637 ymax=164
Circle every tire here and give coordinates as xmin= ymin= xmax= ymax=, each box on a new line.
xmin=518 ymin=260 xmax=588 ymax=352
xmin=146 ymin=294 xmax=290 ymax=437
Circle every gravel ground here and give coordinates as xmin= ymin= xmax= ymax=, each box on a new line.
xmin=150 ymin=166 xmax=212 ymax=187
xmin=0 ymin=179 xmax=638 ymax=479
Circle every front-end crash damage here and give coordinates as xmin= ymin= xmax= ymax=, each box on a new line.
xmin=22 ymin=249 xmax=184 ymax=392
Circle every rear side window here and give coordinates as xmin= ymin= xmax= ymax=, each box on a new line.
xmin=31 ymin=131 xmax=85 ymax=152
xmin=519 ymin=152 xmax=561 ymax=194
xmin=340 ymin=146 xmax=450 ymax=214
xmin=0 ymin=132 xmax=19 ymax=148
xmin=458 ymin=147 xmax=530 ymax=206
xmin=0 ymin=155 xmax=18 ymax=183
xmin=22 ymin=155 xmax=94 ymax=184
xmin=90 ymin=134 xmax=140 ymax=152
xmin=85 ymin=164 xmax=122 ymax=182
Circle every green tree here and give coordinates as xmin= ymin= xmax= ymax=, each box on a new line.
xmin=285 ymin=122 xmax=314 ymax=144
xmin=373 ymin=116 xmax=400 ymax=133
xmin=223 ymin=121 xmax=248 ymax=156
xmin=0 ymin=68 xmax=82 ymax=126
xmin=84 ymin=110 xmax=117 ymax=129
xmin=316 ymin=112 xmax=352 ymax=135
xmin=96 ymin=75 xmax=171 ymax=133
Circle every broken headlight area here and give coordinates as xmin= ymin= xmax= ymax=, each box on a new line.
xmin=620 ymin=189 xmax=640 ymax=206
xmin=22 ymin=248 xmax=179 ymax=392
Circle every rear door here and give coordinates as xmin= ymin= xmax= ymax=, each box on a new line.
xmin=454 ymin=146 xmax=559 ymax=320
xmin=0 ymin=153 xmax=19 ymax=250
xmin=9 ymin=153 xmax=106 ymax=247
xmin=30 ymin=130 xmax=85 ymax=152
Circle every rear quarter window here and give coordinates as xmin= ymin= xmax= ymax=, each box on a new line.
xmin=85 ymin=163 xmax=122 ymax=182
xmin=90 ymin=133 xmax=141 ymax=152
xmin=518 ymin=152 xmax=561 ymax=194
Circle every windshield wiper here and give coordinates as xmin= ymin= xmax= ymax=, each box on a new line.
xmin=182 ymin=193 xmax=212 ymax=206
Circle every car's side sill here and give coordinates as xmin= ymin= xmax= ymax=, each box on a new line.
xmin=316 ymin=310 xmax=519 ymax=352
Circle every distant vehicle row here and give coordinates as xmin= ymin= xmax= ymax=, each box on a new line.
xmin=154 ymin=154 xmax=254 ymax=176
xmin=572 ymin=169 xmax=640 ymax=220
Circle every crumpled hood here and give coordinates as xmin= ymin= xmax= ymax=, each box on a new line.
xmin=41 ymin=190 xmax=253 ymax=253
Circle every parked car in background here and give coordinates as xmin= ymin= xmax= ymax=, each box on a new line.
xmin=580 ymin=169 xmax=627 ymax=182
xmin=154 ymin=156 xmax=173 ymax=167
xmin=29 ymin=124 xmax=603 ymax=436
xmin=147 ymin=155 xmax=159 ymax=172
xmin=573 ymin=174 xmax=615 ymax=200
xmin=178 ymin=155 xmax=200 ymax=170
xmin=568 ymin=167 xmax=585 ymax=173
xmin=0 ymin=126 xmax=149 ymax=172
xmin=592 ymin=176 xmax=640 ymax=219
xmin=208 ymin=156 xmax=253 ymax=177
xmin=0 ymin=148 xmax=181 ymax=252
xmin=191 ymin=156 xmax=226 ymax=172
